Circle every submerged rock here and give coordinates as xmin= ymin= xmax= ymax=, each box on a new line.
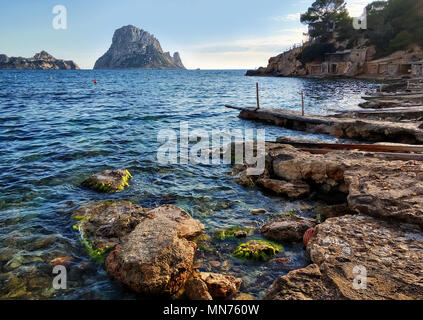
xmin=105 ymin=205 xmax=204 ymax=296
xmin=260 ymin=215 xmax=316 ymax=243
xmin=82 ymin=169 xmax=132 ymax=193
xmin=233 ymin=240 xmax=282 ymax=261
xmin=72 ymin=201 xmax=150 ymax=261
xmin=265 ymin=214 xmax=423 ymax=300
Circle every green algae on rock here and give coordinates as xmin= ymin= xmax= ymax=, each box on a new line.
xmin=233 ymin=240 xmax=282 ymax=262
xmin=81 ymin=169 xmax=132 ymax=193
xmin=214 ymin=226 xmax=252 ymax=241
xmin=71 ymin=201 xmax=150 ymax=263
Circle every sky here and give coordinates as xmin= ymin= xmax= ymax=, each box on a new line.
xmin=0 ymin=0 xmax=375 ymax=69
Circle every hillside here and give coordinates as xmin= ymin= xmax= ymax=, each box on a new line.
xmin=247 ymin=0 xmax=423 ymax=79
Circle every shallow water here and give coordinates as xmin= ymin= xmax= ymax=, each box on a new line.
xmin=0 ymin=70 xmax=377 ymax=299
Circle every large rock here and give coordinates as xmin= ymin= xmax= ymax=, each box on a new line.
xmin=105 ymin=205 xmax=204 ymax=295
xmin=94 ymin=25 xmax=185 ymax=70
xmin=0 ymin=51 xmax=79 ymax=70
xmin=265 ymin=214 xmax=423 ymax=300
xmin=260 ymin=215 xmax=316 ymax=242
xmin=198 ymin=272 xmax=242 ymax=299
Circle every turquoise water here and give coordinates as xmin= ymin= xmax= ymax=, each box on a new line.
xmin=0 ymin=70 xmax=376 ymax=299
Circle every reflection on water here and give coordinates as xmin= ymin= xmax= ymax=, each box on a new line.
xmin=0 ymin=70 xmax=377 ymax=299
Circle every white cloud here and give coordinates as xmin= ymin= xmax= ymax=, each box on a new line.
xmin=183 ymin=27 xmax=308 ymax=69
xmin=272 ymin=13 xmax=302 ymax=22
xmin=346 ymin=0 xmax=376 ymax=17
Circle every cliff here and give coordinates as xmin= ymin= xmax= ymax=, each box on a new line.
xmin=246 ymin=44 xmax=423 ymax=79
xmin=94 ymin=25 xmax=185 ymax=70
xmin=0 ymin=51 xmax=79 ymax=70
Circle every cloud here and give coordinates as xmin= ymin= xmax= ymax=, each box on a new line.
xmin=272 ymin=13 xmax=302 ymax=22
xmin=346 ymin=0 xmax=376 ymax=17
xmin=183 ymin=27 xmax=308 ymax=69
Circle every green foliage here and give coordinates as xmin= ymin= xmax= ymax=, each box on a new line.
xmin=298 ymin=0 xmax=423 ymax=60
xmin=364 ymin=0 xmax=423 ymax=56
xmin=297 ymin=42 xmax=336 ymax=64
xmin=301 ymin=0 xmax=349 ymax=42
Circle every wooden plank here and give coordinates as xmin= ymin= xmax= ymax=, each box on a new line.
xmin=276 ymin=139 xmax=423 ymax=153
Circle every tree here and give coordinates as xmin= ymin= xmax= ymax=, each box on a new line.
xmin=301 ymin=0 xmax=349 ymax=41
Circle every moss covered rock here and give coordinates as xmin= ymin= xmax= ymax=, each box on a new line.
xmin=214 ymin=226 xmax=252 ymax=240
xmin=233 ymin=240 xmax=282 ymax=261
xmin=82 ymin=169 xmax=132 ymax=193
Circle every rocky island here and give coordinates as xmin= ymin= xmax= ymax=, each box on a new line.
xmin=0 ymin=51 xmax=79 ymax=70
xmin=94 ymin=25 xmax=185 ymax=70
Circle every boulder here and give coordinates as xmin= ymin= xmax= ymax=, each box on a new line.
xmin=199 ymin=272 xmax=242 ymax=299
xmin=260 ymin=215 xmax=316 ymax=242
xmin=183 ymin=276 xmax=213 ymax=300
xmin=82 ymin=169 xmax=132 ymax=193
xmin=257 ymin=178 xmax=310 ymax=198
xmin=105 ymin=205 xmax=204 ymax=295
xmin=72 ymin=201 xmax=150 ymax=260
xmin=265 ymin=214 xmax=423 ymax=300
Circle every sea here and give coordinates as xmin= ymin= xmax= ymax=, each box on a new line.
xmin=0 ymin=69 xmax=377 ymax=299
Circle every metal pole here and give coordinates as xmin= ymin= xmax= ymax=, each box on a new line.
xmin=301 ymin=91 xmax=305 ymax=116
xmin=256 ymin=82 xmax=260 ymax=110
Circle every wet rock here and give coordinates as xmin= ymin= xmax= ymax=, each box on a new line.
xmin=72 ymin=201 xmax=151 ymax=261
xmin=199 ymin=272 xmax=242 ymax=299
xmin=105 ymin=205 xmax=204 ymax=296
xmin=50 ymin=257 xmax=73 ymax=267
xmin=260 ymin=215 xmax=316 ymax=243
xmin=251 ymin=208 xmax=267 ymax=215
xmin=214 ymin=226 xmax=252 ymax=240
xmin=271 ymin=257 xmax=292 ymax=265
xmin=257 ymin=178 xmax=310 ymax=198
xmin=209 ymin=261 xmax=221 ymax=268
xmin=184 ymin=276 xmax=213 ymax=300
xmin=82 ymin=169 xmax=132 ymax=193
xmin=233 ymin=240 xmax=282 ymax=261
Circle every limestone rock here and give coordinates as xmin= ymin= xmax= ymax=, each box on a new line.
xmin=71 ymin=201 xmax=150 ymax=257
xmin=184 ymin=276 xmax=213 ymax=300
xmin=0 ymin=51 xmax=79 ymax=70
xmin=257 ymin=178 xmax=310 ymax=198
xmin=94 ymin=25 xmax=185 ymax=70
xmin=199 ymin=272 xmax=242 ymax=299
xmin=265 ymin=215 xmax=423 ymax=300
xmin=105 ymin=205 xmax=204 ymax=295
xmin=82 ymin=169 xmax=132 ymax=193
xmin=260 ymin=215 xmax=316 ymax=242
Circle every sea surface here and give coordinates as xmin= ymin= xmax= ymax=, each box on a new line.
xmin=0 ymin=70 xmax=377 ymax=299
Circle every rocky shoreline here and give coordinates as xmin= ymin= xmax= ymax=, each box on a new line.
xmin=66 ymin=136 xmax=423 ymax=301
xmin=0 ymin=51 xmax=79 ymax=70
xmin=232 ymin=142 xmax=423 ymax=299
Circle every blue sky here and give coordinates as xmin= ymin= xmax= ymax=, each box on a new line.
xmin=0 ymin=0 xmax=373 ymax=69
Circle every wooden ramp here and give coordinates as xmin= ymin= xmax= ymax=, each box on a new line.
xmin=333 ymin=106 xmax=423 ymax=120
